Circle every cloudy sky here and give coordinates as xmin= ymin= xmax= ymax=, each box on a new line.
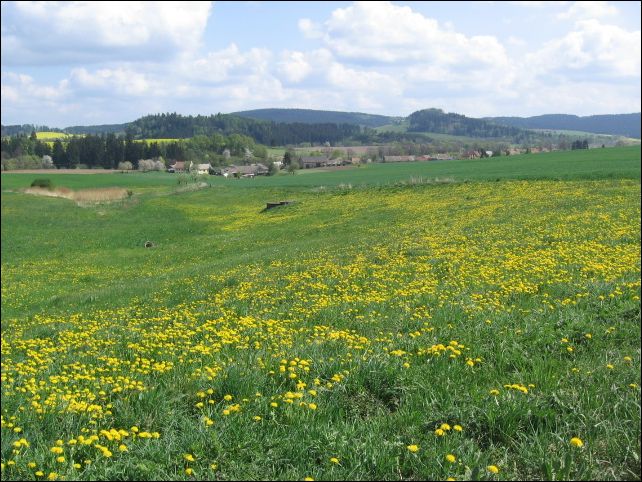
xmin=1 ymin=1 xmax=640 ymax=126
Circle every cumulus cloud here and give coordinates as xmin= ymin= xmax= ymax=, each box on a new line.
xmin=310 ymin=1 xmax=510 ymax=68
xmin=1 ymin=1 xmax=213 ymax=66
xmin=526 ymin=19 xmax=641 ymax=78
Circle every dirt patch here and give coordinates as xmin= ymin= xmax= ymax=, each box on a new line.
xmin=23 ymin=186 xmax=130 ymax=205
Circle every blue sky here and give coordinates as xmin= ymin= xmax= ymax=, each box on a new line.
xmin=1 ymin=1 xmax=640 ymax=127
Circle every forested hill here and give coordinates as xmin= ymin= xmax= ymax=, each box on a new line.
xmin=486 ymin=113 xmax=641 ymax=139
xmin=124 ymin=113 xmax=361 ymax=145
xmin=232 ymin=108 xmax=398 ymax=127
xmin=407 ymin=108 xmax=528 ymax=139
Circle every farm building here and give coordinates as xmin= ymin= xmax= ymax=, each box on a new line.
xmin=383 ymin=155 xmax=415 ymax=162
xmin=219 ymin=163 xmax=269 ymax=178
xmin=299 ymin=156 xmax=331 ymax=169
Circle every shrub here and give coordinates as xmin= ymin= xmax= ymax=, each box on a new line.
xmin=30 ymin=178 xmax=53 ymax=189
xmin=118 ymin=161 xmax=133 ymax=171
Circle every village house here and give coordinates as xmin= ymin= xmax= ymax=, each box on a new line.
xmin=168 ymin=160 xmax=188 ymax=173
xmin=193 ymin=163 xmax=213 ymax=175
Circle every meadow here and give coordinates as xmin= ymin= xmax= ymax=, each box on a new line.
xmin=1 ymin=147 xmax=640 ymax=481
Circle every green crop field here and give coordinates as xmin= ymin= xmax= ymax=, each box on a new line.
xmin=1 ymin=146 xmax=640 ymax=481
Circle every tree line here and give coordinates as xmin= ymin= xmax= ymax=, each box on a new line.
xmin=0 ymin=131 xmax=269 ymax=170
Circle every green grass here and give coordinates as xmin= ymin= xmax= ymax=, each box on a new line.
xmin=1 ymin=146 xmax=640 ymax=481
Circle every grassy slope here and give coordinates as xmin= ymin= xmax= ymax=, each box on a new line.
xmin=1 ymin=147 xmax=640 ymax=481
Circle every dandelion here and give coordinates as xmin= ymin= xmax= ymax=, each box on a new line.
xmin=185 ymin=468 xmax=194 ymax=476
xmin=487 ymin=465 xmax=499 ymax=474
xmin=453 ymin=425 xmax=463 ymax=432
xmin=119 ymin=444 xmax=128 ymax=452
xmin=330 ymin=457 xmax=340 ymax=464
xmin=407 ymin=444 xmax=419 ymax=453
xmin=56 ymin=456 xmax=65 ymax=463
xmin=445 ymin=454 xmax=456 ymax=463
xmin=570 ymin=437 xmax=584 ymax=448
xmin=308 ymin=403 xmax=317 ymax=410
xmin=490 ymin=389 xmax=500 ymax=396
xmin=435 ymin=428 xmax=445 ymax=436
xmin=184 ymin=454 xmax=196 ymax=462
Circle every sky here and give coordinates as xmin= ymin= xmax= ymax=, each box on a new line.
xmin=1 ymin=1 xmax=640 ymax=127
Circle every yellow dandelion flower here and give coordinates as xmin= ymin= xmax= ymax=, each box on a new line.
xmin=570 ymin=437 xmax=584 ymax=448
xmin=445 ymin=454 xmax=456 ymax=463
xmin=407 ymin=444 xmax=419 ymax=453
xmin=330 ymin=457 xmax=340 ymax=464
xmin=453 ymin=425 xmax=463 ymax=432
xmin=487 ymin=465 xmax=499 ymax=474
xmin=184 ymin=454 xmax=196 ymax=462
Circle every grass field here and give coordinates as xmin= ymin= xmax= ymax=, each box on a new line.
xmin=1 ymin=147 xmax=640 ymax=481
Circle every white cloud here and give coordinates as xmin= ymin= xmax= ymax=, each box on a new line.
xmin=314 ymin=1 xmax=509 ymax=67
xmin=527 ymin=19 xmax=641 ymax=77
xmin=557 ymin=1 xmax=618 ymax=20
xmin=298 ymin=18 xmax=323 ymax=39
xmin=69 ymin=67 xmax=152 ymax=96
xmin=1 ymin=1 xmax=213 ymax=66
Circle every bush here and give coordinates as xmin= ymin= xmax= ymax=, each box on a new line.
xmin=1 ymin=155 xmax=42 ymax=171
xmin=138 ymin=158 xmax=165 ymax=172
xmin=30 ymin=178 xmax=53 ymax=189
xmin=118 ymin=161 xmax=133 ymax=171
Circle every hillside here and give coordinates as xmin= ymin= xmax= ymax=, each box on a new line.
xmin=487 ymin=113 xmax=641 ymax=139
xmin=233 ymin=108 xmax=399 ymax=127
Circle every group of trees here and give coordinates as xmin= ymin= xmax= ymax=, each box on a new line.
xmin=571 ymin=139 xmax=590 ymax=150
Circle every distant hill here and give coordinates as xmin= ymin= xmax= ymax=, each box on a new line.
xmin=407 ymin=108 xmax=528 ymax=139
xmin=233 ymin=108 xmax=398 ymax=127
xmin=486 ymin=113 xmax=641 ymax=139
